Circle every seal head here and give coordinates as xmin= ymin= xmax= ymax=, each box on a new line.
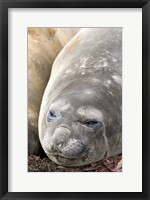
xmin=39 ymin=28 xmax=122 ymax=166
xmin=42 ymin=94 xmax=109 ymax=166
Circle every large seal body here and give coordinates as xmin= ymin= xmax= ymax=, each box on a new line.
xmin=39 ymin=28 xmax=122 ymax=166
xmin=28 ymin=28 xmax=79 ymax=155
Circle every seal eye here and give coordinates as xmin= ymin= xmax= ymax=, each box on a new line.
xmin=47 ymin=110 xmax=58 ymax=122
xmin=83 ymin=120 xmax=103 ymax=129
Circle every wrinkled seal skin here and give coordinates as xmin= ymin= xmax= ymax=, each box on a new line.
xmin=39 ymin=28 xmax=122 ymax=166
xmin=28 ymin=28 xmax=80 ymax=155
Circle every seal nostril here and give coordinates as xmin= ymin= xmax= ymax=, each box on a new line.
xmin=56 ymin=141 xmax=63 ymax=148
xmin=51 ymin=145 xmax=55 ymax=151
xmin=47 ymin=142 xmax=56 ymax=152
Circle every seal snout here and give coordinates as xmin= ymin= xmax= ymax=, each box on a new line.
xmin=60 ymin=140 xmax=86 ymax=158
xmin=46 ymin=126 xmax=70 ymax=152
xmin=45 ymin=126 xmax=86 ymax=158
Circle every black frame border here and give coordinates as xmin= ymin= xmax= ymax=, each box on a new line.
xmin=0 ymin=0 xmax=150 ymax=200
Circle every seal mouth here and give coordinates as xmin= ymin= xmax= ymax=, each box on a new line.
xmin=45 ymin=148 xmax=90 ymax=161
xmin=44 ymin=148 xmax=92 ymax=166
xmin=56 ymin=155 xmax=77 ymax=162
xmin=46 ymin=151 xmax=84 ymax=159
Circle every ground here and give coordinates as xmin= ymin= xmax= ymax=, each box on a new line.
xmin=28 ymin=154 xmax=122 ymax=172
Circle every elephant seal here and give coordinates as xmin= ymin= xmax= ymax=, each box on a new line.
xmin=39 ymin=28 xmax=122 ymax=166
xmin=28 ymin=28 xmax=80 ymax=155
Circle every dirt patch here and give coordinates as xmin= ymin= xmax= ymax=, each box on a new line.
xmin=28 ymin=154 xmax=122 ymax=172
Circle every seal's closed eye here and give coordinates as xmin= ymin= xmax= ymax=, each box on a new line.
xmin=83 ymin=120 xmax=103 ymax=129
xmin=47 ymin=110 xmax=61 ymax=122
